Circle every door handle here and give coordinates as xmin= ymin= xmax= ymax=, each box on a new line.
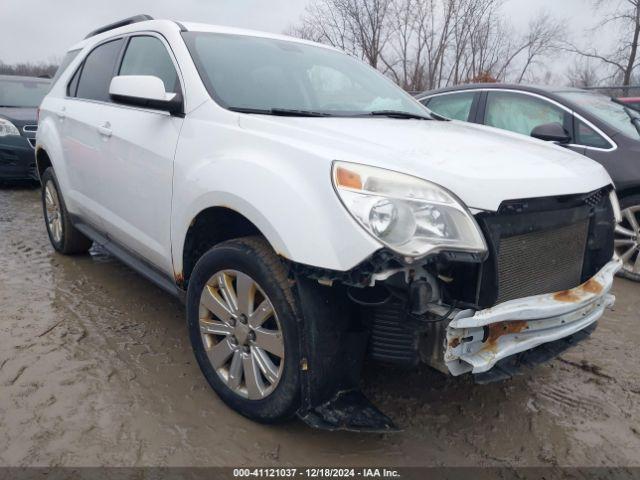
xmin=97 ymin=122 xmax=112 ymax=138
xmin=57 ymin=107 xmax=66 ymax=119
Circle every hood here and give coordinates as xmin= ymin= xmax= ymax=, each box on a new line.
xmin=0 ymin=107 xmax=37 ymax=128
xmin=0 ymin=107 xmax=37 ymax=122
xmin=239 ymin=115 xmax=612 ymax=211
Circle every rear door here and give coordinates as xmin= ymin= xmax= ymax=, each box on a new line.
xmin=63 ymin=38 xmax=125 ymax=228
xmin=96 ymin=34 xmax=184 ymax=274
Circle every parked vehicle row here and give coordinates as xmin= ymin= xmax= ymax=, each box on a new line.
xmin=31 ymin=15 xmax=621 ymax=430
xmin=418 ymin=84 xmax=640 ymax=280
xmin=0 ymin=75 xmax=50 ymax=181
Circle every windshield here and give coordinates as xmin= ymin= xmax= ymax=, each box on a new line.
xmin=558 ymin=91 xmax=640 ymax=140
xmin=182 ymin=32 xmax=429 ymax=118
xmin=0 ymin=77 xmax=50 ymax=108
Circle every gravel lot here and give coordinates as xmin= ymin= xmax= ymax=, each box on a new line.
xmin=1 ymin=185 xmax=639 ymax=467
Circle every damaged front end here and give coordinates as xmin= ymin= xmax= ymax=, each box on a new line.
xmin=443 ymin=258 xmax=620 ymax=377
xmin=292 ymin=187 xmax=618 ymax=432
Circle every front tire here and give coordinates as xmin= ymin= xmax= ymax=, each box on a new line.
xmin=41 ymin=168 xmax=92 ymax=255
xmin=186 ymin=236 xmax=301 ymax=423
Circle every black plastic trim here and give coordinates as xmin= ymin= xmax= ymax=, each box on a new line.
xmin=70 ymin=217 xmax=184 ymax=301
xmin=85 ymin=14 xmax=154 ymax=39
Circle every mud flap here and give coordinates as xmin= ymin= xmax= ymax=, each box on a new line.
xmin=293 ymin=275 xmax=399 ymax=432
xmin=299 ymin=390 xmax=397 ymax=432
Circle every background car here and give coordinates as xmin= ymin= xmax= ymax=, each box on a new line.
xmin=617 ymin=97 xmax=640 ymax=112
xmin=0 ymin=74 xmax=50 ymax=182
xmin=418 ymin=84 xmax=640 ymax=281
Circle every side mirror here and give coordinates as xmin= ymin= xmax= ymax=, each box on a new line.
xmin=530 ymin=122 xmax=571 ymax=144
xmin=109 ymin=75 xmax=183 ymax=116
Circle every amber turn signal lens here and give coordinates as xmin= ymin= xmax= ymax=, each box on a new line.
xmin=335 ymin=166 xmax=362 ymax=190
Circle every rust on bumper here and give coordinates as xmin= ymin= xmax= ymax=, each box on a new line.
xmin=444 ymin=259 xmax=622 ymax=376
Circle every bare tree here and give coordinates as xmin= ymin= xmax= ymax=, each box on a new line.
xmin=511 ymin=13 xmax=565 ymax=83
xmin=286 ymin=0 xmax=392 ymax=67
xmin=288 ymin=0 xmax=565 ymax=91
xmin=567 ymin=0 xmax=640 ymax=86
xmin=566 ymin=58 xmax=600 ymax=87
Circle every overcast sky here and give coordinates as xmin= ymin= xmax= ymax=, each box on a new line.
xmin=0 ymin=0 xmax=609 ymax=76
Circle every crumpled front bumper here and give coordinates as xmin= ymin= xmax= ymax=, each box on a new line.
xmin=445 ymin=259 xmax=622 ymax=376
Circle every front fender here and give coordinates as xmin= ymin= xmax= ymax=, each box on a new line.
xmin=171 ymin=115 xmax=381 ymax=276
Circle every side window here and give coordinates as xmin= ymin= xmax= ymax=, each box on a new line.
xmin=423 ymin=92 xmax=475 ymax=121
xmin=485 ymin=91 xmax=566 ymax=136
xmin=574 ymin=119 xmax=612 ymax=149
xmin=51 ymin=49 xmax=80 ymax=88
xmin=67 ymin=67 xmax=81 ymax=97
xmin=76 ymin=39 xmax=124 ymax=102
xmin=119 ymin=36 xmax=180 ymax=93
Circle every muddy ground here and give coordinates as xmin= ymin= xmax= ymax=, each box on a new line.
xmin=0 ymin=185 xmax=639 ymax=468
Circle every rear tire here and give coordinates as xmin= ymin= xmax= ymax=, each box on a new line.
xmin=186 ymin=236 xmax=302 ymax=423
xmin=615 ymin=193 xmax=640 ymax=282
xmin=41 ymin=167 xmax=92 ymax=255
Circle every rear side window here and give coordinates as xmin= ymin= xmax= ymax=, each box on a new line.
xmin=119 ymin=36 xmax=180 ymax=93
xmin=51 ymin=49 xmax=80 ymax=87
xmin=423 ymin=92 xmax=475 ymax=121
xmin=75 ymin=39 xmax=124 ymax=102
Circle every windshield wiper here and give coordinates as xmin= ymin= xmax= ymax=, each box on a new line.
xmin=366 ymin=110 xmax=432 ymax=120
xmin=612 ymin=98 xmax=640 ymax=135
xmin=229 ymin=107 xmax=333 ymax=117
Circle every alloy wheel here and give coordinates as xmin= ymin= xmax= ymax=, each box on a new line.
xmin=615 ymin=206 xmax=640 ymax=275
xmin=198 ymin=270 xmax=285 ymax=400
xmin=44 ymin=180 xmax=63 ymax=244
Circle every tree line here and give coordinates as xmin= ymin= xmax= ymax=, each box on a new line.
xmin=288 ymin=0 xmax=640 ymax=91
xmin=0 ymin=61 xmax=58 ymax=78
xmin=2 ymin=1 xmax=638 ymax=90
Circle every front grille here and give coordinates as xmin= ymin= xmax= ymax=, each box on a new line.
xmin=496 ymin=220 xmax=589 ymax=303
xmin=23 ymin=125 xmax=38 ymax=133
xmin=27 ymin=138 xmax=36 ymax=148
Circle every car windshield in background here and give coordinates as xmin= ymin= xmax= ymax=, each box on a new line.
xmin=558 ymin=91 xmax=640 ymax=140
xmin=0 ymin=77 xmax=50 ymax=108
xmin=182 ymin=32 xmax=429 ymax=118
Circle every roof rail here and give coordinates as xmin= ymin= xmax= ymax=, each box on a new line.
xmin=85 ymin=14 xmax=154 ymax=39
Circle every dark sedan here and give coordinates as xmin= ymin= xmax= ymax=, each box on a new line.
xmin=0 ymin=75 xmax=50 ymax=181
xmin=418 ymin=84 xmax=640 ymax=281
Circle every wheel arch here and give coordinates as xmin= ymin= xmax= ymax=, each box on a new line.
xmin=35 ymin=148 xmax=53 ymax=183
xmin=179 ymin=206 xmax=285 ymax=289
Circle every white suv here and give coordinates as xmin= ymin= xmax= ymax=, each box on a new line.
xmin=37 ymin=15 xmax=622 ymax=431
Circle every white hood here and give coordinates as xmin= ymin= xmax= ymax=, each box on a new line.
xmin=240 ymin=115 xmax=613 ymax=211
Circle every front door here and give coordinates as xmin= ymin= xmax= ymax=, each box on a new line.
xmin=94 ymin=34 xmax=184 ymax=275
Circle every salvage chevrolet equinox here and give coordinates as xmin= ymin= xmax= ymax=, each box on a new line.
xmin=36 ymin=15 xmax=622 ymax=431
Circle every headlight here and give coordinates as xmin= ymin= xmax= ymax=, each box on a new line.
xmin=332 ymin=161 xmax=487 ymax=258
xmin=0 ymin=118 xmax=20 ymax=137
